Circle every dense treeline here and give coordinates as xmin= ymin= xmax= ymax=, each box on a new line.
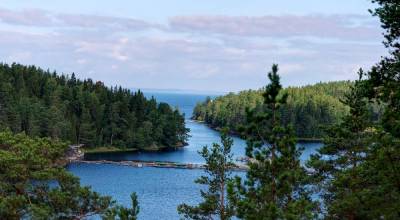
xmin=193 ymin=81 xmax=364 ymax=139
xmin=0 ymin=63 xmax=188 ymax=150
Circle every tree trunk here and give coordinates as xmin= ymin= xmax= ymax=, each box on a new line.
xmin=220 ymin=179 xmax=225 ymax=220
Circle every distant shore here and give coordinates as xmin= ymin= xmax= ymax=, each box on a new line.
xmin=192 ymin=119 xmax=323 ymax=143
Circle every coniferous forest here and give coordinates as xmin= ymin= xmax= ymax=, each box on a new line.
xmin=0 ymin=63 xmax=189 ymax=151
xmin=192 ymin=81 xmax=378 ymax=140
xmin=1 ymin=0 xmax=400 ymax=219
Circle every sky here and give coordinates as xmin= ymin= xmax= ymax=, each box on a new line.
xmin=0 ymin=0 xmax=387 ymax=93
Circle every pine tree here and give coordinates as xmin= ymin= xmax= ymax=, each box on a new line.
xmin=307 ymin=71 xmax=372 ymax=219
xmin=309 ymin=1 xmax=400 ymax=218
xmin=0 ymin=131 xmax=113 ymax=219
xmin=366 ymin=0 xmax=400 ymax=137
xmin=103 ymin=193 xmax=140 ymax=220
xmin=351 ymin=1 xmax=400 ymax=218
xmin=178 ymin=130 xmax=235 ymax=220
xmin=229 ymin=65 xmax=317 ymax=219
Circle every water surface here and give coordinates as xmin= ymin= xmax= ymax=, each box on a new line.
xmin=69 ymin=92 xmax=322 ymax=219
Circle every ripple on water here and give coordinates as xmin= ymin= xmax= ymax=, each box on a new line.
xmin=69 ymin=92 xmax=322 ymax=219
xmin=69 ymin=163 xmax=203 ymax=220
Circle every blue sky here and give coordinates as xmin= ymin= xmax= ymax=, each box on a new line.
xmin=2 ymin=0 xmax=376 ymax=20
xmin=0 ymin=0 xmax=386 ymax=92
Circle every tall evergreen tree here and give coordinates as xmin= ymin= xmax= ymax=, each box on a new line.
xmin=351 ymin=1 xmax=400 ymax=218
xmin=178 ymin=130 xmax=235 ymax=220
xmin=229 ymin=65 xmax=317 ymax=219
xmin=307 ymin=71 xmax=372 ymax=219
xmin=309 ymin=1 xmax=400 ymax=218
xmin=366 ymin=0 xmax=400 ymax=137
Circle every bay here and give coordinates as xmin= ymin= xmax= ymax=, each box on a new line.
xmin=68 ymin=91 xmax=322 ymax=219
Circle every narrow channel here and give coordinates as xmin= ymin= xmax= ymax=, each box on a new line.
xmin=68 ymin=91 xmax=322 ymax=220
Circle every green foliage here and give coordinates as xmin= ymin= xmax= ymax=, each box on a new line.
xmin=0 ymin=63 xmax=189 ymax=150
xmin=193 ymin=81 xmax=352 ymax=139
xmin=306 ymin=1 xmax=400 ymax=218
xmin=356 ymin=0 xmax=400 ymax=218
xmin=178 ymin=130 xmax=235 ymax=220
xmin=103 ymin=193 xmax=140 ymax=220
xmin=307 ymin=73 xmax=373 ymax=219
xmin=366 ymin=0 xmax=400 ymax=138
xmin=0 ymin=130 xmax=112 ymax=219
xmin=370 ymin=0 xmax=400 ymax=49
xmin=229 ymin=65 xmax=317 ymax=220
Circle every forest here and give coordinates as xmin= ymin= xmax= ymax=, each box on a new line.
xmin=192 ymin=81 xmax=381 ymax=139
xmin=1 ymin=0 xmax=399 ymax=219
xmin=0 ymin=63 xmax=189 ymax=151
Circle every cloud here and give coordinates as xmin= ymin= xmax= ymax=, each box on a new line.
xmin=0 ymin=8 xmax=54 ymax=26
xmin=0 ymin=7 xmax=156 ymax=32
xmin=57 ymin=13 xmax=158 ymax=31
xmin=0 ymin=7 xmax=380 ymax=41
xmin=0 ymin=6 xmax=387 ymax=92
xmin=0 ymin=26 xmax=386 ymax=91
xmin=169 ymin=15 xmax=381 ymax=41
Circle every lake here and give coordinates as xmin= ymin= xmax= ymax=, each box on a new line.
xmin=68 ymin=91 xmax=322 ymax=220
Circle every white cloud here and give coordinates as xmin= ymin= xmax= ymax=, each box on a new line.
xmin=0 ymin=7 xmax=387 ymax=92
xmin=169 ymin=15 xmax=381 ymax=41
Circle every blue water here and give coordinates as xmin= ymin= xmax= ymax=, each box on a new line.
xmin=83 ymin=119 xmax=248 ymax=164
xmin=68 ymin=92 xmax=322 ymax=219
xmin=69 ymin=164 xmax=203 ymax=220
xmin=145 ymin=92 xmax=213 ymax=119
